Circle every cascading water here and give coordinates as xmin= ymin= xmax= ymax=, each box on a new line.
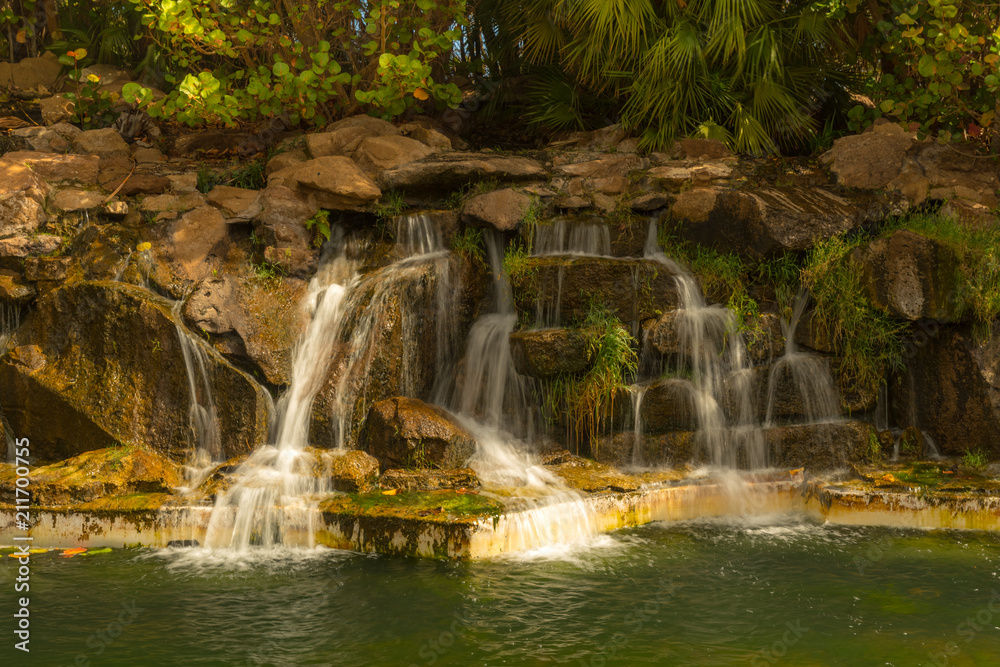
xmin=172 ymin=301 xmax=223 ymax=491
xmin=764 ymin=289 xmax=841 ymax=426
xmin=447 ymin=231 xmax=599 ymax=543
xmin=204 ymin=232 xmax=358 ymax=550
xmin=204 ymin=217 xmax=460 ymax=550
xmin=642 ymin=222 xmax=766 ymax=469
xmin=0 ymin=303 xmax=20 ymax=354
xmin=532 ymin=217 xmax=612 ymax=257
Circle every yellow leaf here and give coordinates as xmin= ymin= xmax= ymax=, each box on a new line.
xmin=413 ymin=88 xmax=429 ymax=101
xmin=381 ymin=489 xmax=398 ymax=495
xmin=87 ymin=74 xmax=100 ymax=83
xmin=15 ymin=29 xmax=25 ymax=44
xmin=137 ymin=242 xmax=152 ymax=252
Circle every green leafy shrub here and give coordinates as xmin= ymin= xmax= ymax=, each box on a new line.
xmin=122 ymin=0 xmax=467 ymax=127
xmin=59 ymin=49 xmax=118 ymax=129
xmin=847 ymin=0 xmax=1000 ymax=143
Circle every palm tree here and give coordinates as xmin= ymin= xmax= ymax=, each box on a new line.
xmin=507 ymin=0 xmax=853 ymax=154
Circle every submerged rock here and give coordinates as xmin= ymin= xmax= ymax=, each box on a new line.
xmin=359 ymin=397 xmax=476 ymax=470
xmin=0 ymin=281 xmax=270 ymax=462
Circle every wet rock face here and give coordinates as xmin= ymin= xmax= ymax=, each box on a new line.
xmin=0 ymin=281 xmax=270 ymax=462
xmin=640 ymin=379 xmax=699 ymax=433
xmin=854 ymin=230 xmax=961 ymax=321
xmin=509 ymin=328 xmax=594 ymax=379
xmin=675 ymin=185 xmax=903 ymax=260
xmin=359 ymin=397 xmax=476 ymax=470
xmin=766 ymin=421 xmax=875 ymax=469
xmin=379 ymin=153 xmax=546 ymax=195
xmin=891 ymin=324 xmax=1000 ymax=458
xmin=523 ymin=256 xmax=679 ymax=325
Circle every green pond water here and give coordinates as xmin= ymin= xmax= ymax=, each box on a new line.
xmin=3 ymin=517 xmax=1000 ymax=666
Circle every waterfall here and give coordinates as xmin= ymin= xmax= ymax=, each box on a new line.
xmin=445 ymin=230 xmax=600 ymax=546
xmin=533 ymin=217 xmax=612 ymax=257
xmin=764 ymin=289 xmax=841 ymax=426
xmin=204 ymin=233 xmax=358 ymax=550
xmin=203 ymin=216 xmax=459 ymax=550
xmin=643 ymin=222 xmax=766 ymax=469
xmin=173 ymin=301 xmax=223 ymax=490
xmin=630 ymin=384 xmax=649 ymax=466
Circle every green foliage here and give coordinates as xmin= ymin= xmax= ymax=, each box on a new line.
xmin=801 ymin=234 xmax=908 ymax=404
xmin=306 ymin=210 xmax=332 ymax=248
xmin=375 ymin=190 xmax=405 ymax=225
xmin=250 ymin=260 xmax=286 ymax=287
xmin=119 ymin=0 xmax=467 ymax=127
xmin=451 ymin=227 xmax=485 ymax=265
xmin=963 ymin=447 xmax=988 ymax=470
xmin=59 ymin=49 xmax=118 ymax=129
xmin=501 ymin=244 xmax=534 ymax=287
xmin=513 ymin=0 xmax=852 ymax=153
xmin=847 ymin=0 xmax=1000 ymax=143
xmin=866 ymin=430 xmax=885 ymax=464
xmin=544 ymin=302 xmax=638 ymax=457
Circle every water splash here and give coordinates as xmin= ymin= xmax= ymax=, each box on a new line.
xmin=0 ymin=303 xmax=21 ymax=354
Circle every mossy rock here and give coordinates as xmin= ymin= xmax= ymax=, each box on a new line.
xmin=0 ymin=280 xmax=270 ymax=462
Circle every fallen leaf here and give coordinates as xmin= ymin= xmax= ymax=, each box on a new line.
xmin=381 ymin=489 xmax=398 ymax=496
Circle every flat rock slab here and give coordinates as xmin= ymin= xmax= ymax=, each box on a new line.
xmin=380 ymin=153 xmax=546 ymax=193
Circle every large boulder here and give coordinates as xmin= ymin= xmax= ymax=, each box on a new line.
xmin=0 ymin=281 xmax=270 ymax=462
xmin=461 ymin=188 xmax=532 ymax=231
xmin=639 ymin=379 xmax=699 ymax=433
xmin=161 ymin=206 xmax=230 ymax=282
xmin=854 ymin=230 xmax=962 ymax=321
xmin=326 ymin=449 xmax=380 ymax=493
xmin=72 ymin=128 xmax=130 ymax=158
xmin=380 ymin=153 xmax=546 ymax=194
xmin=509 ymin=328 xmax=594 ymax=379
xmin=280 ymin=156 xmax=382 ymax=210
xmin=555 ymin=155 xmax=649 ymax=179
xmin=354 ymin=135 xmax=435 ymax=173
xmin=821 ymin=122 xmax=918 ymax=189
xmin=359 ymin=397 xmax=476 ymax=470
xmin=305 ymin=114 xmax=401 ymax=158
xmin=673 ymin=185 xmax=903 ymax=260
xmin=309 ymin=255 xmax=466 ymax=447
xmin=891 ymin=323 xmax=1000 ymax=458
xmin=0 ymin=52 xmax=62 ymax=92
